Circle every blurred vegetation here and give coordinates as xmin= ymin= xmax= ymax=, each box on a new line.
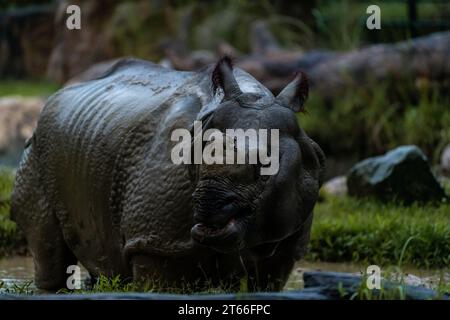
xmin=101 ymin=0 xmax=312 ymax=60
xmin=308 ymin=195 xmax=450 ymax=269
xmin=107 ymin=0 xmax=450 ymax=54
xmin=301 ymin=79 xmax=450 ymax=164
xmin=0 ymin=0 xmax=54 ymax=10
xmin=106 ymin=0 xmax=450 ymax=55
xmin=0 ymin=167 xmax=21 ymax=257
xmin=3 ymin=0 xmax=447 ymax=56
xmin=312 ymin=0 xmax=450 ymax=50
xmin=0 ymin=80 xmax=59 ymax=97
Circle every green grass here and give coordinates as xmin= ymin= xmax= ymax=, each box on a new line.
xmin=0 ymin=80 xmax=59 ymax=97
xmin=0 ymin=167 xmax=21 ymax=257
xmin=308 ymin=195 xmax=450 ymax=269
xmin=57 ymin=274 xmax=242 ymax=295
xmin=0 ymin=280 xmax=33 ymax=295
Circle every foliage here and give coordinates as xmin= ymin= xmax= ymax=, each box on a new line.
xmin=58 ymin=274 xmax=243 ymax=295
xmin=0 ymin=0 xmax=53 ymax=11
xmin=312 ymin=0 xmax=450 ymax=49
xmin=0 ymin=279 xmax=34 ymax=294
xmin=0 ymin=80 xmax=59 ymax=97
xmin=2 ymin=1 xmax=449 ymax=51
xmin=301 ymin=78 xmax=450 ymax=163
xmin=0 ymin=167 xmax=20 ymax=256
xmin=102 ymin=0 xmax=450 ymax=56
xmin=308 ymin=195 xmax=450 ymax=269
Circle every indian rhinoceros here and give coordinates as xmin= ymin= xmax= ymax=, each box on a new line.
xmin=11 ymin=57 xmax=325 ymax=291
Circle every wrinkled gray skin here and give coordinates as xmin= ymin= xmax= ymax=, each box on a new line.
xmin=11 ymin=58 xmax=325 ymax=291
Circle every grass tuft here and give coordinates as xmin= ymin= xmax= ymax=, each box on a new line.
xmin=308 ymin=195 xmax=450 ymax=269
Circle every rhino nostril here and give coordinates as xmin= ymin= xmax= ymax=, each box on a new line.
xmin=194 ymin=203 xmax=238 ymax=228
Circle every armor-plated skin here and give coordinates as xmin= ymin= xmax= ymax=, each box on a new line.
xmin=11 ymin=58 xmax=325 ymax=291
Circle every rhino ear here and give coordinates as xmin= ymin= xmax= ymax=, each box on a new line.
xmin=275 ymin=71 xmax=308 ymax=112
xmin=212 ymin=56 xmax=242 ymax=100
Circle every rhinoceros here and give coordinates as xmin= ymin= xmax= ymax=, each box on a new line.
xmin=11 ymin=57 xmax=325 ymax=291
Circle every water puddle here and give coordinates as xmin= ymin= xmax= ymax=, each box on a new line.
xmin=0 ymin=256 xmax=88 ymax=294
xmin=0 ymin=256 xmax=34 ymax=293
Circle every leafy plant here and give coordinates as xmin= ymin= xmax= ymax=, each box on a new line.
xmin=301 ymin=78 xmax=450 ymax=163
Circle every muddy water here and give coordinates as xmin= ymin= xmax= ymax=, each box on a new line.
xmin=0 ymin=256 xmax=35 ymax=293
xmin=0 ymin=256 xmax=447 ymax=293
xmin=0 ymin=256 xmax=34 ymax=280
xmin=0 ymin=256 xmax=88 ymax=293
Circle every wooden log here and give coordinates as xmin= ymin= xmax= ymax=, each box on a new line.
xmin=163 ymin=31 xmax=450 ymax=96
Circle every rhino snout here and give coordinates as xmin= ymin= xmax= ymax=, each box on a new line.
xmin=193 ymin=193 xmax=238 ymax=228
xmin=191 ymin=191 xmax=249 ymax=252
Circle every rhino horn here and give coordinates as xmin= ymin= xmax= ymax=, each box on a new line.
xmin=212 ymin=56 xmax=242 ymax=100
xmin=276 ymin=71 xmax=309 ymax=112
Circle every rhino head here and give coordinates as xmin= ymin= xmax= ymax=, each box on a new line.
xmin=190 ymin=57 xmax=325 ymax=259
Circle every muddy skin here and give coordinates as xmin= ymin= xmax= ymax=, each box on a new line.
xmin=11 ymin=57 xmax=325 ymax=291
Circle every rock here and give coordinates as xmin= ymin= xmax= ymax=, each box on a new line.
xmin=347 ymin=145 xmax=447 ymax=204
xmin=322 ymin=176 xmax=347 ymax=197
xmin=303 ymin=271 xmax=447 ymax=300
xmin=0 ymin=97 xmax=44 ymax=166
xmin=441 ymin=144 xmax=450 ymax=175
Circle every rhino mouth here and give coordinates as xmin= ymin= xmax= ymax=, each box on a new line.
xmin=191 ymin=215 xmax=246 ymax=252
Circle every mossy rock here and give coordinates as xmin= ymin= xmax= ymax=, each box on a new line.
xmin=347 ymin=145 xmax=447 ymax=204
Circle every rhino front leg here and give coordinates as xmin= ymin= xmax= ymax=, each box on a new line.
xmin=245 ymin=229 xmax=303 ymax=292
